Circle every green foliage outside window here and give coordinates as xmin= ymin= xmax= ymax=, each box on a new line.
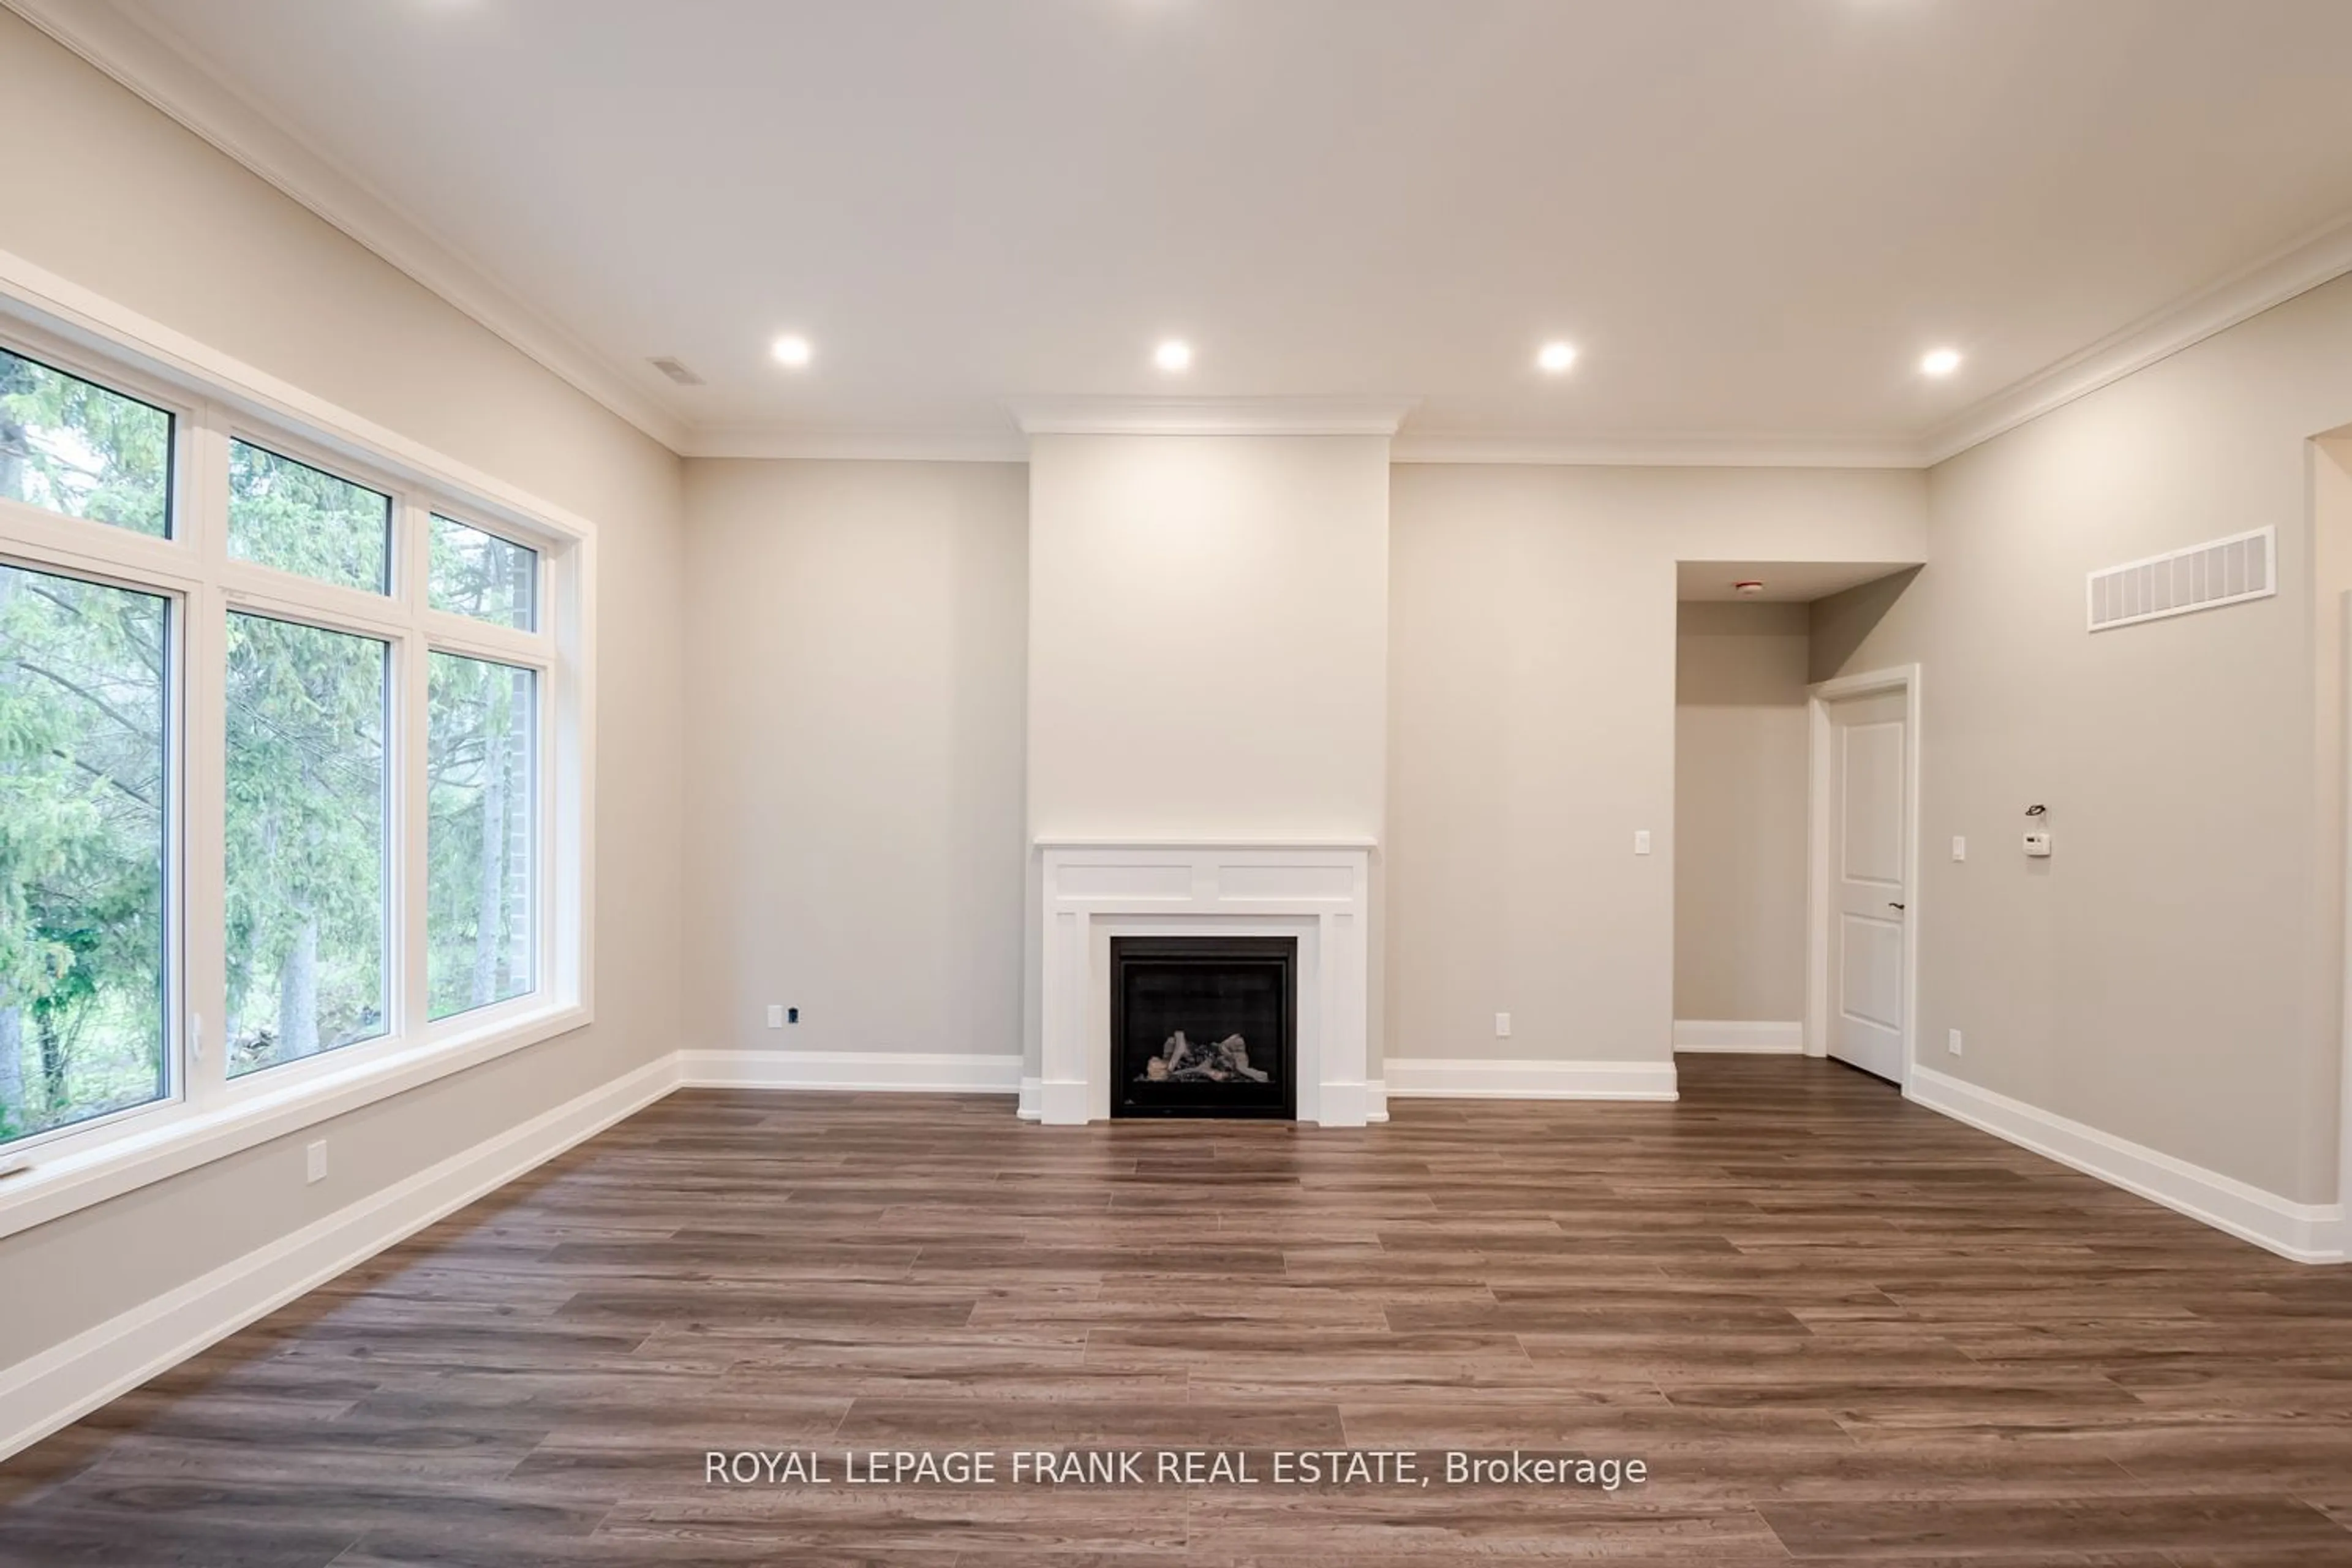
xmin=428 ymin=653 xmax=534 ymax=1020
xmin=0 ymin=345 xmax=172 ymax=537
xmin=0 ymin=565 xmax=168 ymax=1145
xmin=430 ymin=514 xmax=536 ymax=631
xmin=225 ymin=613 xmax=388 ymax=1076
xmin=4 ymin=353 xmax=549 ymax=1144
xmin=228 ymin=440 xmax=391 ymax=595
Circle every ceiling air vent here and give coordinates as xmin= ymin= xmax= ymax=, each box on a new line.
xmin=2087 ymin=526 xmax=2274 ymax=632
xmin=647 ymin=355 xmax=705 ymax=386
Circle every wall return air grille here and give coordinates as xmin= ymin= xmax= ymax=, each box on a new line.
xmin=2087 ymin=526 xmax=2274 ymax=631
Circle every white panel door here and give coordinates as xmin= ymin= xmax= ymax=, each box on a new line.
xmin=1826 ymin=689 xmax=1909 ymax=1082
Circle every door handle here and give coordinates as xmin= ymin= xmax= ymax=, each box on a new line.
xmin=1888 ymin=902 xmax=1905 ymax=911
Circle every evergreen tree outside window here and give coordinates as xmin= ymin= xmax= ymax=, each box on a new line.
xmin=227 ymin=440 xmax=391 ymax=595
xmin=0 ymin=564 xmax=169 ymax=1146
xmin=430 ymin=515 xmax=536 ymax=630
xmin=0 ymin=346 xmax=173 ymax=538
xmin=224 ymin=613 xmax=389 ymax=1076
xmin=428 ymin=654 xmax=535 ymax=1019
xmin=0 ymin=296 xmax=582 ymax=1197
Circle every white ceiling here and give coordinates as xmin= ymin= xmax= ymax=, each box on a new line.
xmin=1676 ymin=560 xmax=1916 ymax=603
xmin=51 ymin=0 xmax=2352 ymax=458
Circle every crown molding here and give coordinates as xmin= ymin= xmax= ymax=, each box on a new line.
xmin=682 ymin=424 xmax=1030 ymax=463
xmin=20 ymin=0 xmax=2350 ymax=477
xmin=1390 ymin=432 xmax=1927 ymax=469
xmin=1010 ymin=396 xmax=1417 ymax=439
xmin=1920 ymin=209 xmax=2352 ymax=466
xmin=4 ymin=0 xmax=692 ymax=453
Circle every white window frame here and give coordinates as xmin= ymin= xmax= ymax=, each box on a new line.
xmin=0 ymin=249 xmax=596 ymax=1241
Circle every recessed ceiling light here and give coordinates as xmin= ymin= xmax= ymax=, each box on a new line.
xmin=1537 ymin=341 xmax=1578 ymax=374
xmin=1920 ymin=347 xmax=1961 ymax=377
xmin=771 ymin=334 xmax=813 ymax=369
xmin=1154 ymin=339 xmax=1193 ymax=373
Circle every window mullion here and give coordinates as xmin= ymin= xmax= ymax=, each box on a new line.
xmin=181 ymin=405 xmax=231 ymax=1114
xmin=399 ymin=500 xmax=432 ymax=1046
xmin=418 ymin=610 xmax=549 ymax=668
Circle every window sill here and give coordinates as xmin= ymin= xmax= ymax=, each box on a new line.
xmin=0 ymin=1001 xmax=591 ymax=1243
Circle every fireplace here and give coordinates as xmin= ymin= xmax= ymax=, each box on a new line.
xmin=1110 ymin=936 xmax=1297 ymax=1119
xmin=1035 ymin=842 xmax=1370 ymax=1126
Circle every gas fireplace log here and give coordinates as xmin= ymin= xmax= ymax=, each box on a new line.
xmin=1139 ymin=1030 xmax=1270 ymax=1085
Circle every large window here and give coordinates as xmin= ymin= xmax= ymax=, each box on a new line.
xmin=0 ymin=307 xmax=581 ymax=1174
xmin=0 ymin=564 xmax=169 ymax=1143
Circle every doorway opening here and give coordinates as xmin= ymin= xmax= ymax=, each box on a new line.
xmin=1672 ymin=561 xmax=1920 ymax=1087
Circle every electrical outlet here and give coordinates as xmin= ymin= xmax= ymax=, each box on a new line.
xmin=1494 ymin=1012 xmax=1512 ymax=1038
xmin=1947 ymin=1028 xmax=1964 ymax=1057
xmin=305 ymin=1140 xmax=328 ymax=1185
xmin=766 ymin=1004 xmax=785 ymax=1029
xmin=1951 ymin=835 xmax=1967 ymax=861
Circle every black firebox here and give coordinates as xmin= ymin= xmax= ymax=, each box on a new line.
xmin=1110 ymin=936 xmax=1297 ymax=1119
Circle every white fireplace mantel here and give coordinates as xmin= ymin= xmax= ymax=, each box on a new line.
xmin=1033 ymin=840 xmax=1373 ymax=1126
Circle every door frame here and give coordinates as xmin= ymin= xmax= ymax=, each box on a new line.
xmin=1805 ymin=663 xmax=1922 ymax=1082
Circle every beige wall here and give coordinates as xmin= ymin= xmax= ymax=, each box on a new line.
xmin=1386 ymin=465 xmax=1926 ymax=1067
xmin=1817 ymin=273 xmax=2352 ymax=1202
xmin=0 ymin=13 xmax=685 ymax=1365
xmin=682 ymin=459 xmax=1028 ymax=1060
xmin=1026 ymin=434 xmax=1391 ymax=842
xmin=1022 ymin=432 xmax=1394 ymax=1085
xmin=1673 ymin=600 xmax=1810 ymax=1023
xmin=2314 ymin=439 xmax=2352 ymax=1213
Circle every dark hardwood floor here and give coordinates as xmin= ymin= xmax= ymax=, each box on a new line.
xmin=6 ymin=1055 xmax=2352 ymax=1565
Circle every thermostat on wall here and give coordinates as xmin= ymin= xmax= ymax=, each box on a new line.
xmin=2022 ymin=831 xmax=2052 ymax=858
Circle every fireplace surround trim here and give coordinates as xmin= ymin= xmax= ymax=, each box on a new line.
xmin=1033 ymin=840 xmax=1373 ymax=1127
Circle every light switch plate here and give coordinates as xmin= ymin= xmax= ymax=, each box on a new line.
xmin=1951 ymin=835 xmax=1967 ymax=861
xmin=1494 ymin=1012 xmax=1512 ymax=1038
xmin=1633 ymin=830 xmax=1652 ymax=855
xmin=305 ymin=1140 xmax=328 ymax=1185
xmin=1948 ymin=1028 xmax=1964 ymax=1057
xmin=766 ymin=1004 xmax=785 ymax=1029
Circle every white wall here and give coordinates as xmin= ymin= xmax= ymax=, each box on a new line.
xmin=683 ymin=459 xmax=1028 ymax=1060
xmin=1026 ymin=434 xmax=1390 ymax=842
xmin=1386 ymin=466 xmax=1926 ymax=1069
xmin=1819 ymin=273 xmax=2352 ymax=1203
xmin=1674 ymin=600 xmax=1810 ymax=1024
xmin=0 ymin=12 xmax=685 ymax=1367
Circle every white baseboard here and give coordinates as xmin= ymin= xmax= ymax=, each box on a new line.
xmin=677 ymin=1049 xmax=1021 ymax=1095
xmin=0 ymin=1052 xmax=681 ymax=1463
xmin=1673 ymin=1019 xmax=1803 ymax=1054
xmin=1365 ymin=1078 xmax=1389 ymax=1123
xmin=1907 ymin=1065 xmax=2346 ymax=1265
xmin=1017 ymin=1075 xmax=1042 ymax=1121
xmin=1384 ymin=1057 xmax=1678 ymax=1102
